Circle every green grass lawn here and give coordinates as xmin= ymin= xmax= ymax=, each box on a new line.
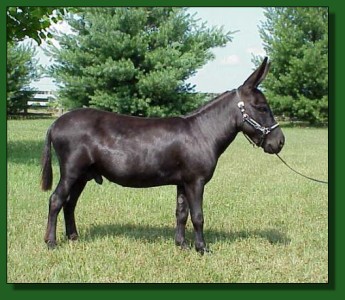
xmin=7 ymin=118 xmax=328 ymax=283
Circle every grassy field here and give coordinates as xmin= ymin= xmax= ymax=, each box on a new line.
xmin=7 ymin=118 xmax=328 ymax=283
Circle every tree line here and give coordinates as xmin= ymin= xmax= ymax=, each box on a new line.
xmin=7 ymin=7 xmax=328 ymax=124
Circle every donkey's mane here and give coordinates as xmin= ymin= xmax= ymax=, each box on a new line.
xmin=186 ymin=90 xmax=235 ymax=117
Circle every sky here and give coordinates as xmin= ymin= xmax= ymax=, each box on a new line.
xmin=31 ymin=7 xmax=267 ymax=93
xmin=187 ymin=7 xmax=266 ymax=92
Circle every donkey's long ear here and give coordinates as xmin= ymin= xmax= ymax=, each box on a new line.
xmin=243 ymin=57 xmax=270 ymax=89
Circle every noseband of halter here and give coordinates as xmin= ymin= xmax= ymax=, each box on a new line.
xmin=236 ymin=90 xmax=279 ymax=147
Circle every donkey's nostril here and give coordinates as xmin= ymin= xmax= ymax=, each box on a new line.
xmin=279 ymin=139 xmax=285 ymax=149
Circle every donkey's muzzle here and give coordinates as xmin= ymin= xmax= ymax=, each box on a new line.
xmin=263 ymin=132 xmax=285 ymax=154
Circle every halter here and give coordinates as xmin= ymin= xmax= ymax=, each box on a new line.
xmin=235 ymin=91 xmax=327 ymax=184
xmin=236 ymin=90 xmax=279 ymax=147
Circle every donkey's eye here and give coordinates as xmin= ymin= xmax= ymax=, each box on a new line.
xmin=256 ymin=106 xmax=268 ymax=113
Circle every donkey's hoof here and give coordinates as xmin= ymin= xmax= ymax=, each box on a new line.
xmin=179 ymin=241 xmax=191 ymax=251
xmin=46 ymin=240 xmax=57 ymax=250
xmin=196 ymin=247 xmax=212 ymax=255
xmin=175 ymin=239 xmax=191 ymax=251
xmin=68 ymin=233 xmax=79 ymax=241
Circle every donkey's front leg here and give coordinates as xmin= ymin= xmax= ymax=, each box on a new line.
xmin=184 ymin=179 xmax=210 ymax=254
xmin=175 ymin=185 xmax=190 ymax=249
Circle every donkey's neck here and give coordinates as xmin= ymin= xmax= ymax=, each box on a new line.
xmin=186 ymin=90 xmax=241 ymax=157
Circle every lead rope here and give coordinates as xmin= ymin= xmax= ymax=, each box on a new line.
xmin=275 ymin=153 xmax=328 ymax=184
xmin=242 ymin=133 xmax=328 ymax=184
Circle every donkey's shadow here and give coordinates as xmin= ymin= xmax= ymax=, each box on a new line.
xmin=84 ymin=223 xmax=291 ymax=246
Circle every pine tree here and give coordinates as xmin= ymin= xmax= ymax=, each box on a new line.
xmin=49 ymin=7 xmax=233 ymax=116
xmin=256 ymin=7 xmax=328 ymax=124
xmin=7 ymin=42 xmax=39 ymax=114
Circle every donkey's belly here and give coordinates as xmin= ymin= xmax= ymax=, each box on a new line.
xmin=94 ymin=154 xmax=182 ymax=188
xmin=101 ymin=168 xmax=181 ymax=188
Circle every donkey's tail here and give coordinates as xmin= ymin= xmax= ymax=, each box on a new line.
xmin=41 ymin=126 xmax=53 ymax=191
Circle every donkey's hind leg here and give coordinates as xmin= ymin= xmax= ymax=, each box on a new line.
xmin=63 ymin=177 xmax=87 ymax=241
xmin=44 ymin=175 xmax=77 ymax=249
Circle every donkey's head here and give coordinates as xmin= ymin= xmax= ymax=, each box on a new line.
xmin=236 ymin=57 xmax=285 ymax=154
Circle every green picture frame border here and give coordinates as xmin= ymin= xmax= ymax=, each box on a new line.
xmin=2 ymin=0 xmax=338 ymax=298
